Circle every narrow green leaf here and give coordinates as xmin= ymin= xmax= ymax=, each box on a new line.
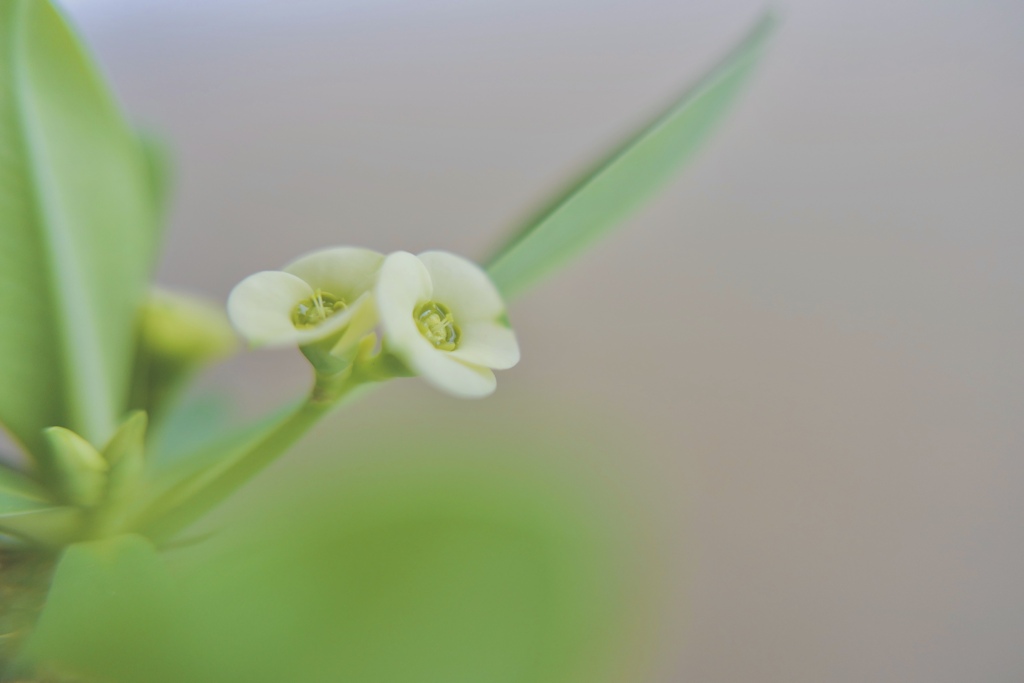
xmin=138 ymin=130 xmax=173 ymax=242
xmin=0 ymin=0 xmax=157 ymax=457
xmin=0 ymin=481 xmax=48 ymax=515
xmin=485 ymin=12 xmax=776 ymax=298
xmin=0 ymin=463 xmax=66 ymax=543
xmin=0 ymin=505 xmax=81 ymax=547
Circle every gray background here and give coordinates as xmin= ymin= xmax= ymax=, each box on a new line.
xmin=63 ymin=0 xmax=1024 ymax=681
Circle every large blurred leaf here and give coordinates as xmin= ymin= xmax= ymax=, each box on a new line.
xmin=180 ymin=447 xmax=626 ymax=683
xmin=20 ymin=534 xmax=176 ymax=681
xmin=0 ymin=0 xmax=157 ymax=457
xmin=485 ymin=13 xmax=775 ymax=299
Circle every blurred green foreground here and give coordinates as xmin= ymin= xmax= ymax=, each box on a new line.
xmin=23 ymin=410 xmax=643 ymax=683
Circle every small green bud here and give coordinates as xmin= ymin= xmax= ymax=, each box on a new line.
xmin=41 ymin=427 xmax=108 ymax=507
xmin=131 ymin=288 xmax=237 ymax=421
xmin=139 ymin=288 xmax=237 ymax=363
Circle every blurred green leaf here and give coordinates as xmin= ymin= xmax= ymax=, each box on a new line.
xmin=149 ymin=393 xmax=233 ymax=464
xmin=0 ymin=0 xmax=157 ymax=457
xmin=0 ymin=481 xmax=49 ymax=517
xmin=171 ymin=447 xmax=627 ymax=683
xmin=0 ymin=460 xmax=74 ymax=545
xmin=485 ymin=12 xmax=775 ymax=299
xmin=0 ymin=463 xmax=48 ymax=502
xmin=20 ymin=534 xmax=176 ymax=681
xmin=0 ymin=505 xmax=81 ymax=547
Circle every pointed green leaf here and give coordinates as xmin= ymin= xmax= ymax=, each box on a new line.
xmin=0 ymin=462 xmax=72 ymax=547
xmin=485 ymin=13 xmax=776 ymax=298
xmin=91 ymin=411 xmax=147 ymax=537
xmin=0 ymin=0 xmax=158 ymax=458
xmin=41 ymin=426 xmax=108 ymax=506
xmin=0 ymin=505 xmax=81 ymax=547
xmin=0 ymin=480 xmax=48 ymax=515
xmin=0 ymin=459 xmax=79 ymax=546
xmin=102 ymin=412 xmax=147 ymax=489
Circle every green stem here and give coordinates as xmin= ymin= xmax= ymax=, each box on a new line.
xmin=141 ymin=369 xmax=359 ymax=543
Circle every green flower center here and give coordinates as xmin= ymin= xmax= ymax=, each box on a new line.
xmin=415 ymin=301 xmax=460 ymax=351
xmin=292 ymin=289 xmax=347 ymax=328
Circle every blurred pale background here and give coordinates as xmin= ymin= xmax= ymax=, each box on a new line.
xmin=61 ymin=0 xmax=1024 ymax=681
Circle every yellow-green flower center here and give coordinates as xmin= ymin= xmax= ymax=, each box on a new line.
xmin=292 ymin=289 xmax=346 ymax=328
xmin=415 ymin=301 xmax=460 ymax=351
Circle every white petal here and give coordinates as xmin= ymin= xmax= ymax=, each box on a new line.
xmin=283 ymin=247 xmax=385 ymax=303
xmin=449 ymin=321 xmax=520 ymax=370
xmin=405 ymin=338 xmax=497 ymax=398
xmin=227 ymin=270 xmax=370 ymax=348
xmin=376 ymin=251 xmax=432 ymax=344
xmin=227 ymin=271 xmax=313 ymax=347
xmin=417 ymin=251 xmax=505 ymax=323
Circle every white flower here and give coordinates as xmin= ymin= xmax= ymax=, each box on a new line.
xmin=227 ymin=247 xmax=384 ymax=350
xmin=376 ymin=250 xmax=520 ymax=398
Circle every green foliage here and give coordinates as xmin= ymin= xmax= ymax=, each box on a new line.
xmin=0 ymin=0 xmax=158 ymax=458
xmin=485 ymin=12 xmax=776 ymax=299
xmin=22 ymin=443 xmax=628 ymax=683
xmin=132 ymin=400 xmax=299 ymax=542
xmin=1 ymin=412 xmax=150 ymax=546
xmin=148 ymin=393 xmax=232 ymax=463
xmin=0 ymin=463 xmax=48 ymax=504
xmin=19 ymin=534 xmax=175 ymax=681
xmin=0 ymin=505 xmax=80 ymax=548
xmin=177 ymin=463 xmax=619 ymax=683
xmin=91 ymin=411 xmax=148 ymax=536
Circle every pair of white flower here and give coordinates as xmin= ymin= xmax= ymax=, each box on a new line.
xmin=227 ymin=248 xmax=519 ymax=398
